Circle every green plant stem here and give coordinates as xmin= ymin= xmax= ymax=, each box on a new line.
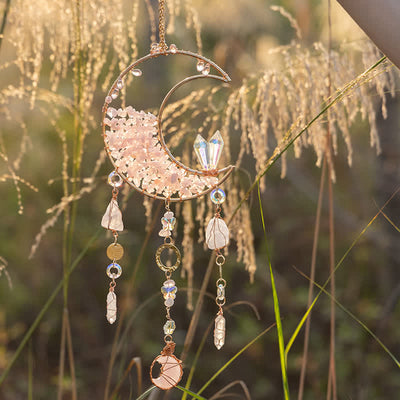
xmin=0 ymin=229 xmax=101 ymax=387
xmin=257 ymin=182 xmax=290 ymax=400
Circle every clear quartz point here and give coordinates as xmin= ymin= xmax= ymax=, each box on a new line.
xmin=193 ymin=131 xmax=224 ymax=170
xmin=106 ymin=291 xmax=117 ymax=324
xmin=214 ymin=314 xmax=226 ymax=350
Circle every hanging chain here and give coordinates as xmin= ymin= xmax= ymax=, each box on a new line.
xmin=158 ymin=0 xmax=168 ymax=52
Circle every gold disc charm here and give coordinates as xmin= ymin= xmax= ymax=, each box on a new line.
xmin=107 ymin=243 xmax=124 ymax=261
xmin=155 ymin=243 xmax=181 ymax=273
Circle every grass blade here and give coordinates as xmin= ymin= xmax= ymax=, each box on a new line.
xmin=257 ymin=182 xmax=290 ymax=400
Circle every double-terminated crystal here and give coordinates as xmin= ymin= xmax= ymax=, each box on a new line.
xmin=193 ymin=131 xmax=224 ymax=171
xmin=214 ymin=314 xmax=226 ymax=350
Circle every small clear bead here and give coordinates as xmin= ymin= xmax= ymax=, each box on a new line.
xmin=202 ymin=63 xmax=210 ymax=75
xmin=217 ymin=284 xmax=225 ymax=300
xmin=108 ymin=171 xmax=123 ymax=187
xmin=116 ymin=80 xmax=124 ymax=90
xmin=210 ymin=188 xmax=226 ymax=204
xmin=105 ymin=96 xmax=112 ymax=104
xmin=131 ymin=68 xmax=142 ymax=77
xmin=196 ymin=60 xmax=205 ymax=72
xmin=163 ymin=320 xmax=176 ymax=335
xmin=111 ymin=89 xmax=119 ymax=99
xmin=164 ymin=297 xmax=174 ymax=307
xmin=169 ymin=44 xmax=177 ymax=53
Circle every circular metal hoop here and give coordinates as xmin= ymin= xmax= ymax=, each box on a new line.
xmin=155 ymin=243 xmax=181 ymax=273
xmin=102 ymin=49 xmax=235 ymax=202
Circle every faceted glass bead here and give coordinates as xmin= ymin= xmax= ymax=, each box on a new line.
xmin=108 ymin=171 xmax=123 ymax=187
xmin=217 ymin=284 xmax=225 ymax=300
xmin=163 ymin=319 xmax=176 ymax=335
xmin=163 ymin=279 xmax=175 ymax=288
xmin=161 ymin=216 xmax=176 ymax=230
xmin=111 ymin=89 xmax=119 ymax=99
xmin=116 ymin=80 xmax=124 ymax=89
xmin=196 ymin=60 xmax=205 ymax=72
xmin=210 ymin=188 xmax=226 ymax=205
xmin=208 ymin=131 xmax=224 ymax=169
xmin=131 ymin=68 xmax=142 ymax=76
xmin=161 ymin=285 xmax=177 ymax=297
xmin=105 ymin=96 xmax=112 ymax=104
xmin=169 ymin=44 xmax=177 ymax=53
xmin=202 ymin=63 xmax=210 ymax=75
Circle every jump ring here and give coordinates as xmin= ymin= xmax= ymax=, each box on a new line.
xmin=216 ymin=254 xmax=225 ymax=266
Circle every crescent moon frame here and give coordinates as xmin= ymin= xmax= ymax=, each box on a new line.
xmin=102 ymin=49 xmax=235 ymax=202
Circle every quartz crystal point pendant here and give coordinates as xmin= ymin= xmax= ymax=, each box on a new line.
xmin=106 ymin=291 xmax=117 ymax=324
xmin=205 ymin=216 xmax=230 ymax=250
xmin=101 ymin=199 xmax=124 ymax=231
xmin=214 ymin=313 xmax=226 ymax=350
xmin=193 ymin=130 xmax=224 ymax=170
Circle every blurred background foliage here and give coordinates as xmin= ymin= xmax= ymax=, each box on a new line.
xmin=0 ymin=0 xmax=400 ymax=399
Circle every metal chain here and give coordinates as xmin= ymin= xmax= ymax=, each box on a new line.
xmin=158 ymin=0 xmax=167 ymax=51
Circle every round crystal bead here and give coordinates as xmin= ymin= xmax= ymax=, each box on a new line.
xmin=169 ymin=44 xmax=177 ymax=53
xmin=164 ymin=297 xmax=174 ymax=307
xmin=116 ymin=80 xmax=124 ymax=90
xmin=108 ymin=171 xmax=123 ymax=187
xmin=196 ymin=60 xmax=205 ymax=72
xmin=105 ymin=96 xmax=112 ymax=104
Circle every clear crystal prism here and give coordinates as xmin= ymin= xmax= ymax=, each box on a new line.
xmin=208 ymin=131 xmax=224 ymax=169
xmin=193 ymin=134 xmax=209 ymax=170
xmin=193 ymin=131 xmax=224 ymax=170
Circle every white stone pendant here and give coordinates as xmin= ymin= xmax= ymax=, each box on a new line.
xmin=101 ymin=198 xmax=124 ymax=231
xmin=205 ymin=217 xmax=229 ymax=250
xmin=214 ymin=314 xmax=226 ymax=350
xmin=106 ymin=290 xmax=117 ymax=324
